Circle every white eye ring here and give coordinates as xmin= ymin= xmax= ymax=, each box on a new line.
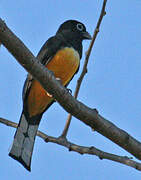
xmin=76 ymin=23 xmax=84 ymax=31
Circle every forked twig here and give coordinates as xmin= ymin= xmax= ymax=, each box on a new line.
xmin=1 ymin=117 xmax=141 ymax=171
xmin=61 ymin=0 xmax=107 ymax=137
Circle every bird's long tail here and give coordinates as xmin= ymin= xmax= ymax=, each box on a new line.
xmin=9 ymin=111 xmax=42 ymax=171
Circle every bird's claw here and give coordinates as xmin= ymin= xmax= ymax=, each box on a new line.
xmin=66 ymin=88 xmax=72 ymax=94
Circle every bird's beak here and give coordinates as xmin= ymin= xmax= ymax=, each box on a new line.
xmin=82 ymin=31 xmax=92 ymax=40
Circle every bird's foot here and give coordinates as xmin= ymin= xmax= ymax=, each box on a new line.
xmin=66 ymin=88 xmax=72 ymax=94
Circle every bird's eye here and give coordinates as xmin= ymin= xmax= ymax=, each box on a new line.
xmin=76 ymin=23 xmax=84 ymax=31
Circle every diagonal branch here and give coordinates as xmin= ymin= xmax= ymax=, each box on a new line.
xmin=61 ymin=0 xmax=107 ymax=138
xmin=0 ymin=117 xmax=141 ymax=171
xmin=1 ymin=17 xmax=141 ymax=162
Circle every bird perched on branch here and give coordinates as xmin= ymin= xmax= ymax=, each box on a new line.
xmin=9 ymin=20 xmax=92 ymax=171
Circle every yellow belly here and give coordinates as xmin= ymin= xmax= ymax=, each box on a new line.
xmin=27 ymin=47 xmax=80 ymax=117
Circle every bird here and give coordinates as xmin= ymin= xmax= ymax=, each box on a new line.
xmin=9 ymin=20 xmax=92 ymax=171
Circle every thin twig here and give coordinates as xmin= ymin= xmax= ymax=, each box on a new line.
xmin=1 ymin=117 xmax=141 ymax=171
xmin=61 ymin=0 xmax=107 ymax=137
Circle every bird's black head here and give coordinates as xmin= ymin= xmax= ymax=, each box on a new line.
xmin=56 ymin=20 xmax=92 ymax=41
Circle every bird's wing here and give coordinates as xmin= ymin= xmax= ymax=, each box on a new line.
xmin=22 ymin=36 xmax=64 ymax=102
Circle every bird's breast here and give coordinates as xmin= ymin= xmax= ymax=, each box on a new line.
xmin=47 ymin=47 xmax=80 ymax=84
xmin=27 ymin=47 xmax=80 ymax=117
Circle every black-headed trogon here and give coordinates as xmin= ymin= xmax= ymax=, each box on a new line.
xmin=9 ymin=20 xmax=92 ymax=171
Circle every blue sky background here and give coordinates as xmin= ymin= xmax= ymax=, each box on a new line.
xmin=1 ymin=0 xmax=141 ymax=179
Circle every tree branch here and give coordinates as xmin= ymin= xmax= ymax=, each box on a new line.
xmin=61 ymin=0 xmax=107 ymax=137
xmin=1 ymin=14 xmax=141 ymax=163
xmin=0 ymin=117 xmax=141 ymax=171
